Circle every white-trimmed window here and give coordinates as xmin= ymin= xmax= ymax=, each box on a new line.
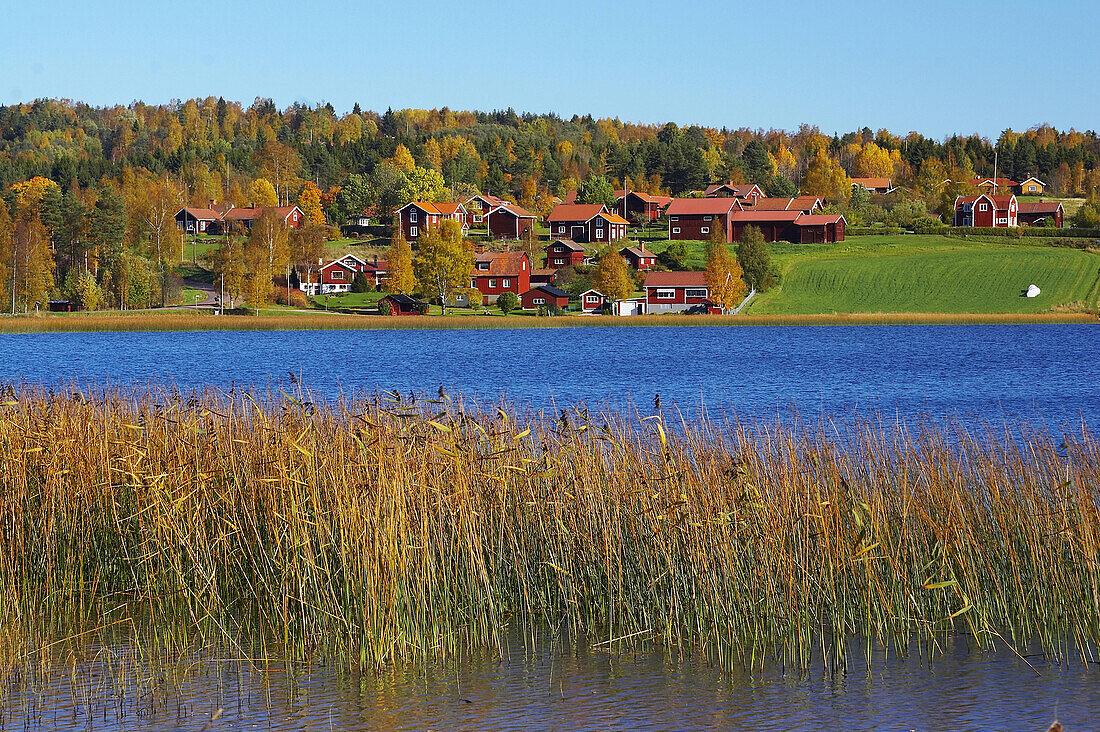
xmin=685 ymin=288 xmax=707 ymax=298
xmin=997 ymin=217 xmax=1008 ymax=224
xmin=333 ymin=270 xmax=344 ymax=280
xmin=672 ymin=227 xmax=681 ymax=234
xmin=474 ymin=215 xmax=483 ymax=223
xmin=703 ymin=215 xmax=712 ymax=221
xmin=471 ymin=278 xmax=477 ymax=287
xmin=410 ymin=211 xmax=417 ymax=222
xmin=554 ymin=258 xmax=565 ymax=265
xmin=503 ymin=278 xmax=511 ymax=288
xmin=979 ymin=203 xmax=988 ymax=211
xmin=670 ymin=216 xmax=678 ymax=221
xmin=700 ymin=227 xmax=710 ymax=234
xmin=656 ymin=289 xmax=675 ymax=300
xmin=489 ymin=279 xmax=497 ymax=288
xmin=596 ymin=228 xmax=604 ymax=238
xmin=585 ymin=295 xmax=600 ymax=303
xmin=558 ymin=225 xmax=565 ymax=233
xmin=533 ymin=297 xmax=545 ymax=305
xmin=410 ymin=226 xmax=418 ymax=237
xmin=478 ymin=262 xmax=490 ymax=270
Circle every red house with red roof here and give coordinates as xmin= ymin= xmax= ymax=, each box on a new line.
xmin=619 ymin=244 xmax=657 ymax=270
xmin=644 ymin=271 xmax=712 ymax=313
xmin=705 ymin=183 xmax=765 ymax=204
xmin=546 ymin=204 xmax=628 ymax=243
xmin=544 ymin=240 xmax=595 ymax=269
xmin=465 ymin=194 xmax=509 ymax=225
xmin=487 ymin=204 xmax=536 ymax=240
xmin=615 ymin=190 xmax=672 ymax=222
xmin=397 ymin=202 xmax=469 ymax=241
xmin=665 ymin=198 xmax=742 ymax=241
xmin=1017 ymin=200 xmax=1064 ymax=228
xmin=953 ymin=194 xmax=1018 ymax=227
xmin=471 ymin=250 xmax=530 ymax=303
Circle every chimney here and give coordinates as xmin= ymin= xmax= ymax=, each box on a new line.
xmin=209 ymin=199 xmax=215 ymax=207
xmin=374 ymin=254 xmax=378 ymax=265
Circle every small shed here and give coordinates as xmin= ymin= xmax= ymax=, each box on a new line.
xmin=380 ymin=293 xmax=427 ymax=315
xmin=579 ymin=289 xmax=607 ymax=312
xmin=521 ymin=285 xmax=569 ymax=311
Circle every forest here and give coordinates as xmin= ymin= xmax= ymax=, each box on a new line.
xmin=1 ymin=97 xmax=1100 ymax=312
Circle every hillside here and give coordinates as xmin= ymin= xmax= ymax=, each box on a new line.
xmin=748 ymin=235 xmax=1100 ymax=314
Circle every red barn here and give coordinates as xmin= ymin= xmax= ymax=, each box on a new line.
xmin=487 ymin=204 xmax=536 ymax=240
xmin=644 ymin=271 xmax=711 ymax=313
xmin=396 ymin=202 xmax=469 ymax=241
xmin=615 ymin=190 xmax=672 ymax=222
xmin=619 ymin=244 xmax=657 ymax=270
xmin=953 ymin=194 xmax=1018 ymax=227
xmin=792 ymin=214 xmax=846 ymax=243
xmin=544 ymin=240 xmax=595 ymax=269
xmin=471 ymin=250 xmax=530 ymax=303
xmin=666 ymin=198 xmax=742 ymax=241
xmin=520 ymin=285 xmax=569 ymax=311
xmin=546 ymin=204 xmax=628 ymax=243
xmin=1017 ymin=200 xmax=1063 ymax=228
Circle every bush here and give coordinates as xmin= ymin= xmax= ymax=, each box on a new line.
xmin=350 ymin=272 xmax=371 ymax=293
xmin=378 ymin=299 xmax=392 ymax=316
xmin=273 ymin=286 xmax=309 ymax=308
xmin=417 ymin=302 xmax=430 ymax=315
xmin=497 ymin=291 xmax=519 ymax=314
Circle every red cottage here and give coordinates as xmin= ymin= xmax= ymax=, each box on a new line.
xmin=619 ymin=244 xmax=657 ymax=270
xmin=644 ymin=271 xmax=711 ymax=313
xmin=704 ymin=183 xmax=765 ymax=204
xmin=487 ymin=204 xmax=536 ymax=240
xmin=544 ymin=240 xmax=595 ymax=269
xmin=579 ymin=289 xmax=608 ymax=312
xmin=175 ymin=207 xmax=221 ymax=235
xmin=520 ymin=285 xmax=570 ymax=311
xmin=222 ymin=205 xmax=305 ymax=232
xmin=1017 ymin=201 xmax=1063 ymax=228
xmin=953 ymin=194 xmax=1018 ymax=227
xmin=615 ymin=190 xmax=672 ymax=222
xmin=792 ymin=214 xmax=846 ymax=243
xmin=380 ymin=293 xmax=427 ymax=315
xmin=850 ymin=177 xmax=893 ymax=194
xmin=546 ymin=204 xmax=628 ymax=243
xmin=396 ymin=202 xmax=469 ymax=241
xmin=471 ymin=251 xmax=530 ymax=303
xmin=665 ymin=198 xmax=742 ymax=242
xmin=465 ymin=194 xmax=509 ymax=225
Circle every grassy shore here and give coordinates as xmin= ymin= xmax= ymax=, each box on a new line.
xmin=0 ymin=308 xmax=1093 ymax=333
xmin=1 ymin=386 xmax=1098 ymax=675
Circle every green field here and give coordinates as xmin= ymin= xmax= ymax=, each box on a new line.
xmin=748 ymin=235 xmax=1100 ymax=314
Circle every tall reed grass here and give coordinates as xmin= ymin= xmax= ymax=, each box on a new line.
xmin=0 ymin=386 xmax=1097 ymax=675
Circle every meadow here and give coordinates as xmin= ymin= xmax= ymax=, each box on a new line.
xmin=1 ymin=386 xmax=1099 ymax=678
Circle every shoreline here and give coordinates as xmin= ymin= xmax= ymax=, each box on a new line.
xmin=0 ymin=309 xmax=1093 ymax=333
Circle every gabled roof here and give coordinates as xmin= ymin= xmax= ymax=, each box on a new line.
xmin=704 ymin=183 xmax=763 ymax=198
xmin=177 ymin=207 xmax=220 ymax=220
xmin=665 ymin=198 xmax=741 ymax=216
xmin=749 ymin=196 xmax=824 ymax=212
xmin=794 ymin=214 xmax=846 ymax=225
xmin=1019 ymin=176 xmax=1047 ymax=186
xmin=525 ymin=284 xmax=569 ymax=298
xmin=473 ymin=250 xmax=529 ymax=277
xmin=466 ymin=193 xmax=509 ymax=208
xmin=973 ymin=177 xmax=1019 ymax=188
xmin=1018 ymin=201 xmax=1062 ymax=214
xmin=546 ymin=239 xmax=590 ymax=252
xmin=579 ymin=289 xmax=606 ymax=298
xmin=615 ymin=190 xmax=671 ymax=206
xmin=401 ymin=201 xmax=468 ymax=217
xmin=383 ymin=293 xmax=426 ymax=306
xmin=530 ymin=268 xmax=556 ymax=279
xmin=223 ymin=205 xmax=303 ymax=222
xmin=644 ymin=271 xmax=709 ymax=288
xmin=954 ymin=193 xmax=1015 ymax=210
xmin=620 ymin=245 xmax=652 ymax=259
xmin=851 ymin=177 xmax=891 ymax=189
xmin=319 ymin=259 xmax=358 ymax=273
xmin=729 ymin=210 xmax=802 ymax=223
xmin=596 ymin=211 xmax=629 ymax=224
xmin=547 ymin=204 xmax=607 ymax=222
xmin=490 ymin=203 xmax=535 ymax=219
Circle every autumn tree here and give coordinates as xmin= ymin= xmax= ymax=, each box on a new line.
xmin=593 ymin=248 xmax=634 ymax=303
xmin=577 ymin=175 xmax=616 ymax=207
xmin=705 ymin=238 xmax=747 ymax=312
xmin=412 ymin=219 xmax=471 ymax=314
xmin=329 ymin=173 xmax=370 ymax=225
xmin=852 ymin=142 xmax=894 ymax=178
xmin=389 ymin=144 xmax=416 ymax=172
xmin=12 ymin=215 xmax=54 ymax=313
xmin=400 ymin=166 xmax=446 ymax=204
xmin=244 ymin=209 xmax=290 ymax=305
xmin=249 ymin=178 xmax=279 ymax=208
xmin=134 ymin=177 xmax=184 ymax=263
xmin=382 ymin=230 xmax=417 ymax=294
xmin=10 ymin=177 xmax=61 ymax=220
xmin=211 ymin=234 xmax=247 ymax=308
xmin=801 ymin=150 xmax=852 ymax=206
xmin=257 ymin=140 xmax=302 ymax=205
xmin=0 ymin=203 xmax=11 ymax=308
xmin=289 ymin=223 xmax=327 ymax=290
xmin=296 ymin=181 xmax=325 ymax=224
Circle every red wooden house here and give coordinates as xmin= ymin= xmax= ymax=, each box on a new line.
xmin=729 ymin=210 xmax=800 ymax=243
xmin=546 ymin=204 xmax=628 ymax=243
xmin=579 ymin=289 xmax=608 ymax=312
xmin=397 ymin=201 xmax=469 ymax=241
xmin=487 ymin=204 xmax=536 ymax=240
xmin=850 ymin=177 xmax=893 ymax=194
xmin=544 ymin=240 xmax=595 ymax=269
xmin=792 ymin=214 xmax=846 ymax=243
xmin=619 ymin=244 xmax=657 ymax=270
xmin=615 ymin=190 xmax=672 ymax=222
xmin=644 ymin=271 xmax=711 ymax=313
xmin=1017 ymin=200 xmax=1063 ymax=227
xmin=471 ymin=251 xmax=530 ymax=303
xmin=665 ymin=198 xmax=742 ymax=241
xmin=705 ymin=183 xmax=765 ymax=204
xmin=465 ymin=194 xmax=509 ymax=225
xmin=953 ymin=194 xmax=1018 ymax=227
xmin=520 ymin=285 xmax=569 ymax=311
xmin=175 ymin=206 xmax=221 ymax=235
xmin=222 ymin=205 xmax=305 ymax=232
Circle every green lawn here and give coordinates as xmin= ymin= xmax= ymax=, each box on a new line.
xmin=748 ymin=234 xmax=1100 ymax=314
xmin=317 ymin=291 xmax=387 ymax=309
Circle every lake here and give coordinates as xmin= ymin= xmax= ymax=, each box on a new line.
xmin=3 ymin=323 xmax=1099 ymax=427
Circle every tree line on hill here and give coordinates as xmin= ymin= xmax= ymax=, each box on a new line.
xmin=1 ymin=97 xmax=1099 ymax=312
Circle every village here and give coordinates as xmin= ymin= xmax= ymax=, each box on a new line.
xmin=173 ymin=171 xmax=1068 ymax=318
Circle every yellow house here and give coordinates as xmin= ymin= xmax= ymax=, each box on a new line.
xmin=1019 ymin=176 xmax=1045 ymax=195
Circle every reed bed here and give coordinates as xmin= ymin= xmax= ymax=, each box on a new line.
xmin=0 ymin=385 xmax=1098 ymax=676
xmin=0 ymin=309 xmax=1092 ymax=333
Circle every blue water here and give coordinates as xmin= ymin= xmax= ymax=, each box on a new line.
xmin=2 ymin=324 xmax=1099 ymax=426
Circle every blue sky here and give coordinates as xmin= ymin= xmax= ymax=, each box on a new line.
xmin=2 ymin=0 xmax=1096 ymax=139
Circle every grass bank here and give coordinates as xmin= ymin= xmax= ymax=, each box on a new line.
xmin=1 ymin=387 xmax=1098 ymax=675
xmin=0 ymin=308 xmax=1093 ymax=333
